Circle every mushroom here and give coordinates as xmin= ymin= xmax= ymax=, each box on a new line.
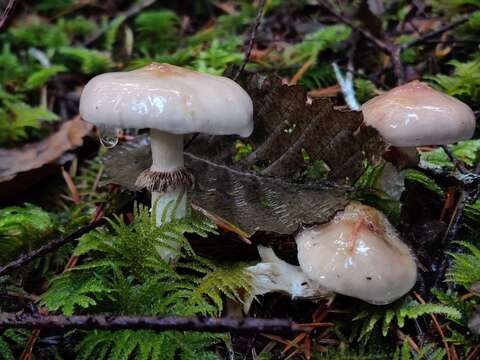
xmin=361 ymin=81 xmax=476 ymax=198
xmin=246 ymin=202 xmax=416 ymax=306
xmin=295 ymin=201 xmax=417 ymax=305
xmin=362 ymin=80 xmax=475 ymax=150
xmin=80 ymin=63 xmax=253 ymax=260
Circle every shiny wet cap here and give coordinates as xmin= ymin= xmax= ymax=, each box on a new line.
xmin=79 ymin=63 xmax=254 ymax=137
xmin=362 ymin=80 xmax=475 ymax=146
xmin=295 ymin=202 xmax=417 ymax=305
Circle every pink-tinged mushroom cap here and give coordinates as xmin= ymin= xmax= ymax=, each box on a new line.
xmin=362 ymin=81 xmax=475 ymax=147
xmin=295 ymin=202 xmax=417 ymax=305
xmin=79 ymin=63 xmax=254 ymax=137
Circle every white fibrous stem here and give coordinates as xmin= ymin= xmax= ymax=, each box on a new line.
xmin=244 ymin=246 xmax=329 ymax=312
xmin=148 ymin=129 xmax=187 ymax=263
xmin=150 ymin=129 xmax=187 ymax=222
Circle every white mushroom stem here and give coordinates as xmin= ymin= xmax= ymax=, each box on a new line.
xmin=150 ymin=129 xmax=187 ymax=224
xmin=244 ymin=246 xmax=330 ymax=312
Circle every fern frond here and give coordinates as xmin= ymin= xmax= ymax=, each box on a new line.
xmin=447 ymin=241 xmax=480 ymax=289
xmin=354 ymin=298 xmax=461 ymax=344
xmin=58 ymin=47 xmax=112 ymax=74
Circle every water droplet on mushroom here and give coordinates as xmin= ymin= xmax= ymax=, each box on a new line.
xmin=98 ymin=125 xmax=119 ymax=148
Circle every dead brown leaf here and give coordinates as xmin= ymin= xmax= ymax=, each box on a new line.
xmin=0 ymin=116 xmax=93 ymax=183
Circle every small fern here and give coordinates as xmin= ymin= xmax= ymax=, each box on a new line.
xmin=134 ymin=10 xmax=181 ymax=56
xmin=353 ymin=297 xmax=461 ymax=344
xmin=426 ymin=60 xmax=480 ymax=106
xmin=57 ymin=47 xmax=112 ymax=74
xmin=447 ymin=241 xmax=480 ymax=289
xmin=41 ymin=202 xmax=253 ymax=359
xmin=284 ymin=25 xmax=351 ymax=64
xmin=0 ymin=203 xmax=55 ymax=263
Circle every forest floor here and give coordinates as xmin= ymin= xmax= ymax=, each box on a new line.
xmin=0 ymin=1 xmax=480 ymax=359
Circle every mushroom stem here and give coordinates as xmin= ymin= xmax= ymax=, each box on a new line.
xmin=150 ymin=129 xmax=187 ymax=224
xmin=244 ymin=246 xmax=330 ymax=311
xmin=151 ymin=129 xmax=184 ymax=172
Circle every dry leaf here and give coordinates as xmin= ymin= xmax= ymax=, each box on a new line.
xmin=101 ymin=136 xmax=349 ymax=236
xmin=0 ymin=116 xmax=93 ymax=183
xmin=238 ymin=75 xmax=386 ymax=181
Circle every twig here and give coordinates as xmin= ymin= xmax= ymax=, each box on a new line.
xmin=317 ymin=0 xmax=405 ymax=84
xmin=0 ymin=313 xmax=304 ymax=335
xmin=441 ymin=145 xmax=468 ymax=174
xmin=0 ymin=218 xmax=107 ymax=277
xmin=0 ymin=0 xmax=17 ymax=30
xmin=83 ymin=0 xmax=157 ymax=46
xmin=401 ymin=12 xmax=476 ymax=50
xmin=233 ymin=0 xmax=266 ymax=81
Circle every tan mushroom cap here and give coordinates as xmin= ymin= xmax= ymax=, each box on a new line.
xmin=295 ymin=202 xmax=417 ymax=305
xmin=79 ymin=63 xmax=254 ymax=137
xmin=362 ymin=80 xmax=475 ymax=147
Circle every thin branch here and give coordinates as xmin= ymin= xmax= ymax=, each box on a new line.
xmin=317 ymin=0 xmax=405 ymax=84
xmin=441 ymin=145 xmax=468 ymax=174
xmin=234 ymin=0 xmax=266 ymax=81
xmin=0 ymin=313 xmax=305 ymax=335
xmin=0 ymin=218 xmax=106 ymax=277
xmin=317 ymin=0 xmax=390 ymax=52
xmin=0 ymin=0 xmax=17 ymax=30
xmin=401 ymin=12 xmax=476 ymax=50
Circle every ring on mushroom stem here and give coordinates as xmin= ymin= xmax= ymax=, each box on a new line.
xmin=79 ymin=63 xmax=254 ymax=261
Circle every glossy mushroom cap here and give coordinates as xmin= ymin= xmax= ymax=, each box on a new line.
xmin=79 ymin=63 xmax=254 ymax=137
xmin=295 ymin=202 xmax=417 ymax=305
xmin=362 ymin=80 xmax=475 ymax=146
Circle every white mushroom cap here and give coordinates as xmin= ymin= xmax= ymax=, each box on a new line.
xmin=295 ymin=202 xmax=417 ymax=305
xmin=362 ymin=80 xmax=475 ymax=147
xmin=79 ymin=63 xmax=254 ymax=137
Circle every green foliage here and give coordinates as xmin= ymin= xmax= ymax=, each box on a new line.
xmin=0 ymin=336 xmax=14 ymax=360
xmin=419 ymin=140 xmax=480 ymax=170
xmin=299 ymin=64 xmax=336 ymax=90
xmin=0 ymin=328 xmax=30 ymax=360
xmin=233 ymin=139 xmax=253 ymax=161
xmin=0 ymin=45 xmax=24 ymax=85
xmin=192 ymin=38 xmax=244 ymax=75
xmin=404 ymin=169 xmax=445 ymax=196
xmin=9 ymin=17 xmax=69 ymax=49
xmin=352 ymin=163 xmax=401 ymax=224
xmin=426 ymin=60 xmax=480 ymax=106
xmin=134 ymin=10 xmax=180 ymax=56
xmin=355 ymin=79 xmax=379 ymax=103
xmin=58 ymin=16 xmax=98 ymax=39
xmin=284 ymin=25 xmax=351 ymax=64
xmin=353 ymin=298 xmax=461 ymax=344
xmin=25 ymin=65 xmax=66 ymax=90
xmin=75 ymin=329 xmax=222 ymax=360
xmin=0 ymin=203 xmax=55 ymax=263
xmin=58 ymin=47 xmax=112 ymax=74
xmin=447 ymin=241 xmax=480 ymax=289
xmin=392 ymin=339 xmax=446 ymax=360
xmin=41 ymin=202 xmax=252 ymax=359
xmin=0 ymin=97 xmax=59 ymax=146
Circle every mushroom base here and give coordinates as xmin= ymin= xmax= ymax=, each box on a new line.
xmin=135 ymin=167 xmax=194 ymax=192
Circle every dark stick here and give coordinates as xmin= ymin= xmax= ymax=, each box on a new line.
xmin=233 ymin=0 xmax=266 ymax=81
xmin=317 ymin=0 xmax=405 ymax=84
xmin=441 ymin=145 xmax=468 ymax=174
xmin=0 ymin=0 xmax=17 ymax=29
xmin=0 ymin=218 xmax=106 ymax=277
xmin=402 ymin=12 xmax=476 ymax=50
xmin=0 ymin=313 xmax=304 ymax=335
